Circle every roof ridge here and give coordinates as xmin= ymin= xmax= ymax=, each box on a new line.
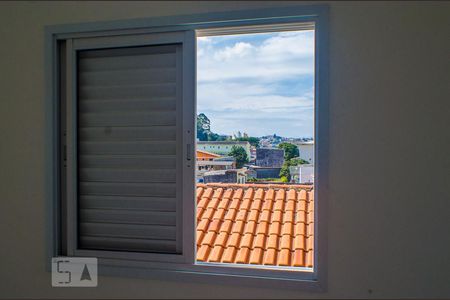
xmin=197 ymin=183 xmax=313 ymax=190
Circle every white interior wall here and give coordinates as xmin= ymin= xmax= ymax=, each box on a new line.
xmin=0 ymin=1 xmax=449 ymax=298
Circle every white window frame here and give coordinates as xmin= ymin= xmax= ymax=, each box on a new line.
xmin=45 ymin=5 xmax=329 ymax=290
xmin=64 ymin=31 xmax=196 ymax=264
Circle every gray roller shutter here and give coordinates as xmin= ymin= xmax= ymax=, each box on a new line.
xmin=76 ymin=44 xmax=183 ymax=254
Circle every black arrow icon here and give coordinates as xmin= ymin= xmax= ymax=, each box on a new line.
xmin=80 ymin=264 xmax=91 ymax=281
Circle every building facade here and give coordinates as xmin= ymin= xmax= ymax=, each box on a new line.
xmin=295 ymin=141 xmax=314 ymax=164
xmin=197 ymin=141 xmax=251 ymax=159
xmin=255 ymin=148 xmax=285 ymax=168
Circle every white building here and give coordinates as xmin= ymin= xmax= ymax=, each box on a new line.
xmin=296 ymin=141 xmax=314 ymax=164
xmin=197 ymin=141 xmax=251 ymax=159
xmin=289 ymin=164 xmax=314 ymax=184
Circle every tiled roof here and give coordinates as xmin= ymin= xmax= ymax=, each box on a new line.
xmin=196 ymin=183 xmax=314 ymax=268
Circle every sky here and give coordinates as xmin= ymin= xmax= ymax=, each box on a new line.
xmin=197 ymin=30 xmax=315 ymax=138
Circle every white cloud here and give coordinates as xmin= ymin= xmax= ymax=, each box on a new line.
xmin=213 ymin=42 xmax=253 ymax=61
xmin=197 ymin=30 xmax=315 ymax=137
xmin=197 ymin=30 xmax=314 ymax=83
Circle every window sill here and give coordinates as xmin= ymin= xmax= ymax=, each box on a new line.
xmin=94 ymin=258 xmax=324 ymax=291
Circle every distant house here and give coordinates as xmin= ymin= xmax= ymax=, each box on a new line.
xmin=196 ymin=150 xmax=236 ymax=180
xmin=289 ymin=164 xmax=314 ymax=184
xmin=295 ymin=141 xmax=314 ymax=164
xmin=255 ymin=148 xmax=284 ymax=168
xmin=197 ymin=141 xmax=251 ymax=159
xmin=248 ymin=166 xmax=282 ymax=179
xmin=203 ymin=169 xmax=247 ymax=184
xmin=196 ymin=149 xmax=221 ymax=161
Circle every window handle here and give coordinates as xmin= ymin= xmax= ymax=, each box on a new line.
xmin=186 ymin=144 xmax=192 ymax=161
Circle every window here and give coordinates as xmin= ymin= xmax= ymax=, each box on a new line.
xmin=47 ymin=5 xmax=328 ymax=288
xmin=195 ymin=29 xmax=315 ymax=269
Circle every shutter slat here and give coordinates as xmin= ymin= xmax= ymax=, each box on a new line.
xmin=76 ymin=43 xmax=182 ymax=254
xmin=79 ymin=155 xmax=176 ymax=169
xmin=79 ymin=52 xmax=176 ymax=72
xmin=80 ymin=236 xmax=177 ymax=253
xmin=79 ymin=68 xmax=176 ymax=86
xmin=80 ymin=209 xmax=176 ymax=226
xmin=80 ymin=168 xmax=176 ymax=183
xmin=79 ymin=112 xmax=176 ymax=127
xmin=79 ymin=98 xmax=176 ymax=113
xmin=80 ymin=223 xmax=176 ymax=240
xmin=79 ymin=126 xmax=176 ymax=141
xmin=80 ymin=141 xmax=176 ymax=155
xmin=79 ymin=83 xmax=176 ymax=100
xmin=79 ymin=195 xmax=176 ymax=212
xmin=80 ymin=182 xmax=176 ymax=197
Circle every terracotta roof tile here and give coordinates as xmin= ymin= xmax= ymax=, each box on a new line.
xmin=197 ymin=219 xmax=210 ymax=232
xmin=227 ymin=232 xmax=241 ymax=248
xmin=231 ymin=220 xmax=245 ymax=234
xmin=283 ymin=211 xmax=295 ymax=224
xmin=278 ymin=249 xmax=291 ymax=266
xmin=293 ymin=234 xmax=305 ymax=250
xmin=280 ymin=234 xmax=292 ymax=250
xmin=267 ymin=234 xmax=279 ymax=250
xmin=263 ymin=248 xmax=277 ymax=265
xmin=297 ymin=200 xmax=307 ymax=212
xmin=196 ymin=183 xmax=314 ymax=268
xmin=307 ymin=211 xmax=314 ymax=224
xmin=224 ymin=208 xmax=238 ymax=221
xmin=305 ymin=251 xmax=313 ymax=267
xmin=196 ymin=207 xmax=204 ymax=220
xmin=236 ymin=210 xmax=248 ymax=222
xmin=244 ymin=221 xmax=257 ymax=234
xmin=269 ymin=221 xmax=281 ymax=236
xmin=306 ymin=235 xmax=314 ymax=250
xmin=222 ymin=246 xmax=237 ymax=263
xmin=271 ymin=211 xmax=283 ymax=223
xmin=240 ymin=233 xmax=254 ymax=249
xmin=196 ymin=187 xmax=205 ymax=200
xmin=256 ymin=221 xmax=269 ymax=235
xmin=295 ymin=222 xmax=306 ymax=236
xmin=281 ymin=222 xmax=293 ymax=237
xmin=214 ymin=231 xmax=229 ymax=247
xmin=298 ymin=190 xmax=307 ymax=200
xmin=293 ymin=249 xmax=305 ymax=267
xmin=262 ymin=189 xmax=275 ymax=210
xmin=236 ymin=247 xmax=251 ymax=264
xmin=220 ymin=220 xmax=233 ymax=233
xmin=260 ymin=210 xmax=271 ymax=223
xmin=285 ymin=200 xmax=296 ymax=212
xmin=296 ymin=210 xmax=307 ymax=224
xmin=196 ymin=230 xmax=205 ymax=246
xmin=250 ymin=199 xmax=263 ymax=212
xmin=202 ymin=207 xmax=215 ymax=220
xmin=197 ymin=244 xmax=211 ymax=261
xmin=208 ymin=219 xmax=221 ymax=233
xmin=249 ymin=248 xmax=264 ymax=265
xmin=202 ymin=231 xmax=216 ymax=247
xmin=247 ymin=209 xmax=259 ymax=222
xmin=253 ymin=233 xmax=266 ymax=249
xmin=212 ymin=208 xmax=226 ymax=220
xmin=209 ymin=245 xmax=224 ymax=262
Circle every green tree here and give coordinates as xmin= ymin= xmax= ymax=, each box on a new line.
xmin=278 ymin=142 xmax=299 ymax=160
xmin=228 ymin=146 xmax=249 ymax=168
xmin=279 ymin=161 xmax=291 ymax=180
xmin=278 ymin=157 xmax=309 ymax=180
xmin=196 ymin=113 xmax=210 ymax=141
xmin=197 ymin=113 xmax=228 ymax=141
xmin=289 ymin=157 xmax=309 ymax=166
xmin=235 ymin=137 xmax=260 ymax=148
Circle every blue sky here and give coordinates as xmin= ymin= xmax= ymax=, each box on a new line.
xmin=197 ymin=30 xmax=315 ymax=138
